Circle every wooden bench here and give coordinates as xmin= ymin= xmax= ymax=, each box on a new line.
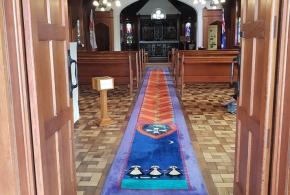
xmin=171 ymin=49 xmax=240 ymax=96
xmin=78 ymin=51 xmax=145 ymax=96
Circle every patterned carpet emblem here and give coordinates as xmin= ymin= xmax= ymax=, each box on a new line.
xmin=137 ymin=123 xmax=177 ymax=139
xmin=102 ymin=68 xmax=208 ymax=195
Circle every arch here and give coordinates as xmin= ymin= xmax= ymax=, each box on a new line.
xmin=208 ymin=20 xmax=223 ymax=49
xmin=210 ymin=20 xmax=223 ymax=25
xmin=112 ymin=0 xmax=212 ymax=50
xmin=120 ymin=0 xmax=200 ymax=51
xmin=95 ymin=23 xmax=110 ymax=51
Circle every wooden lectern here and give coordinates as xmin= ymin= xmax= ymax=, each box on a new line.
xmin=92 ymin=77 xmax=114 ymax=126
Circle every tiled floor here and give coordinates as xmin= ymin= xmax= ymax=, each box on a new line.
xmin=74 ymin=83 xmax=236 ymax=195
xmin=74 ymin=86 xmax=136 ymax=195
xmin=182 ymin=84 xmax=236 ymax=195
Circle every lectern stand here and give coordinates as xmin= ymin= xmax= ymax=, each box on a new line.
xmin=92 ymin=77 xmax=114 ymax=127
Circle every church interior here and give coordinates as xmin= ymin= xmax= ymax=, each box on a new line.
xmin=71 ymin=1 xmax=241 ymax=194
xmin=0 ymin=0 xmax=289 ymax=195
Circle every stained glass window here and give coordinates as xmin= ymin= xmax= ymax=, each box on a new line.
xmin=126 ymin=23 xmax=132 ymax=34
xmin=126 ymin=23 xmax=133 ymax=44
xmin=236 ymin=17 xmax=241 ymax=45
xmin=185 ymin=22 xmax=191 ymax=42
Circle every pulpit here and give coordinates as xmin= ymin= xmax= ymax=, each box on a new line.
xmin=92 ymin=77 xmax=114 ymax=126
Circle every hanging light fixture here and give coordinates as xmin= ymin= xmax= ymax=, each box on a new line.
xmin=193 ymin=0 xmax=226 ymax=7
xmin=115 ymin=0 xmax=121 ymax=7
xmin=213 ymin=0 xmax=220 ymax=5
xmin=93 ymin=0 xmax=100 ymax=6
xmin=92 ymin=0 xmax=121 ymax=11
xmin=151 ymin=8 xmax=166 ymax=20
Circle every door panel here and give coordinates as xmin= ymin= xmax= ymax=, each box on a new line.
xmin=234 ymin=0 xmax=279 ymax=194
xmin=270 ymin=0 xmax=290 ymax=193
xmin=21 ymin=0 xmax=76 ymax=194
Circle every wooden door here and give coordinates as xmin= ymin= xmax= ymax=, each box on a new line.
xmin=270 ymin=0 xmax=290 ymax=193
xmin=96 ymin=23 xmax=110 ymax=51
xmin=234 ymin=0 xmax=280 ymax=194
xmin=21 ymin=0 xmax=76 ymax=194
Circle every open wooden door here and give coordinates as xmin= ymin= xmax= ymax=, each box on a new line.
xmin=21 ymin=0 xmax=76 ymax=194
xmin=270 ymin=0 xmax=290 ymax=193
xmin=234 ymin=0 xmax=280 ymax=194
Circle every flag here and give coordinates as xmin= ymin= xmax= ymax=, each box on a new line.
xmin=89 ymin=10 xmax=97 ymax=51
xmin=221 ymin=10 xmax=226 ymax=49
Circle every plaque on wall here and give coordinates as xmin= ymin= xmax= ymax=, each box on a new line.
xmin=208 ymin=25 xmax=218 ymax=50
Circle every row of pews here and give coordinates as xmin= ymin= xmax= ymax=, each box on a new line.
xmin=171 ymin=49 xmax=240 ymax=96
xmin=77 ymin=49 xmax=240 ymax=97
xmin=78 ymin=50 xmax=146 ymax=96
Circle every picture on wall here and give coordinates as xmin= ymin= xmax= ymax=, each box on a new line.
xmin=208 ymin=25 xmax=218 ymax=50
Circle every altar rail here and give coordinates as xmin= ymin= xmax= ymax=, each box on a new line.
xmin=78 ymin=50 xmax=146 ymax=96
xmin=172 ymin=49 xmax=240 ymax=96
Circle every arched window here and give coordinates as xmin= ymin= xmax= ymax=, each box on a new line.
xmin=185 ymin=22 xmax=191 ymax=42
xmin=126 ymin=22 xmax=133 ymax=44
xmin=126 ymin=23 xmax=132 ymax=34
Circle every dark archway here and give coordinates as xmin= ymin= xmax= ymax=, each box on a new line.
xmin=95 ymin=23 xmax=110 ymax=51
xmin=120 ymin=0 xmax=197 ymax=61
xmin=168 ymin=0 xmax=197 ymax=50
xmin=120 ymin=0 xmax=150 ymax=51
xmin=208 ymin=21 xmax=222 ymax=49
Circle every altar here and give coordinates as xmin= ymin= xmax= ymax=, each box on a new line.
xmin=120 ymin=0 xmax=197 ymax=62
xmin=139 ymin=41 xmax=179 ymax=59
xmin=138 ymin=16 xmax=179 ymax=60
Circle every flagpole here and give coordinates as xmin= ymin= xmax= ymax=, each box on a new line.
xmin=89 ymin=9 xmax=98 ymax=51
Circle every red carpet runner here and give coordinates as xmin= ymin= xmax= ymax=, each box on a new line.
xmin=102 ymin=67 xmax=208 ymax=195
xmin=137 ymin=70 xmax=176 ymax=139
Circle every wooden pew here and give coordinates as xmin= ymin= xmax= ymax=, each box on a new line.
xmin=138 ymin=49 xmax=146 ymax=80
xmin=179 ymin=49 xmax=239 ymax=56
xmin=172 ymin=49 xmax=239 ymax=96
xmin=171 ymin=48 xmax=177 ymax=79
xmin=78 ymin=51 xmax=142 ymax=96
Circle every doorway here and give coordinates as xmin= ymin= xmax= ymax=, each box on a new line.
xmin=0 ymin=0 xmax=289 ymax=195
xmin=95 ymin=23 xmax=110 ymax=51
xmin=120 ymin=0 xmax=197 ymax=62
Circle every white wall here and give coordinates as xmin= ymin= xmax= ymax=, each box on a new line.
xmin=111 ymin=0 xmax=213 ymax=51
xmin=137 ymin=0 xmax=180 ymax=15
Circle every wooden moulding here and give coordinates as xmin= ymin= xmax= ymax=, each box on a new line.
xmin=203 ymin=8 xmax=223 ymax=48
